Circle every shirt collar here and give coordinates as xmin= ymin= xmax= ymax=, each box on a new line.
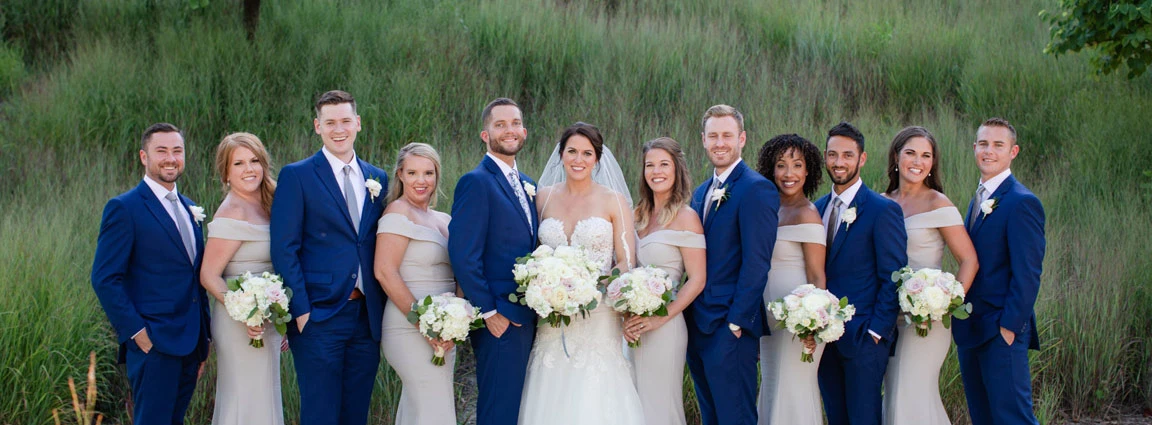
xmin=143 ymin=174 xmax=178 ymax=202
xmin=832 ymin=178 xmax=863 ymax=207
xmin=713 ymin=158 xmax=743 ymax=185
xmin=322 ymin=146 xmax=361 ymax=177
xmin=487 ymin=152 xmax=519 ymax=177
xmin=979 ymin=168 xmax=1012 ymax=195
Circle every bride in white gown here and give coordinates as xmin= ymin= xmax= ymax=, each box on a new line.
xmin=518 ymin=122 xmax=645 ymax=425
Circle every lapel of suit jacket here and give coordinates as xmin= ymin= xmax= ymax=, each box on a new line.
xmin=482 ymin=156 xmax=534 ymax=235
xmin=312 ymin=151 xmax=357 ymax=231
xmin=971 ymin=175 xmax=1015 ymax=235
xmin=702 ymin=176 xmax=718 ymax=231
xmin=829 ymin=185 xmax=871 ymax=262
xmin=137 ymin=182 xmax=193 ymax=264
xmin=357 ymin=158 xmax=381 ymax=238
xmin=704 ymin=162 xmax=747 ymax=231
xmin=179 ymin=194 xmax=206 ymax=265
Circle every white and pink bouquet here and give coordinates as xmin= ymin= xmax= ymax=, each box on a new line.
xmin=406 ymin=293 xmax=484 ymax=366
xmin=224 ymin=271 xmax=292 ymax=348
xmin=509 ymin=245 xmax=602 ymax=328
xmin=767 ymin=285 xmax=855 ymax=362
xmin=606 ymin=266 xmax=674 ymax=347
xmin=892 ymin=266 xmax=972 ymax=337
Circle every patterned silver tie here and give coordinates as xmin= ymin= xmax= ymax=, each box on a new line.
xmin=967 ymin=185 xmax=986 ymax=228
xmin=827 ymin=197 xmax=843 ymax=247
xmin=165 ymin=192 xmax=195 ymax=261
xmin=702 ymin=178 xmax=720 ymax=222
xmin=507 ymin=171 xmax=532 ymax=225
xmin=343 ymin=165 xmax=360 ymax=233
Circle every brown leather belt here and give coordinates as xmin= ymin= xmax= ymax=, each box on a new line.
xmin=348 ymin=288 xmax=364 ymax=300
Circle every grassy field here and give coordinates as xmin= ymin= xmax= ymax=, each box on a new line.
xmin=1 ymin=0 xmax=1150 ymax=423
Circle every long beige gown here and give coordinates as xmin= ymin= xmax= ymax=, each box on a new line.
xmin=208 ymin=217 xmax=284 ymax=425
xmin=883 ymin=206 xmax=964 ymax=425
xmin=634 ymin=229 xmax=706 ymax=425
xmin=758 ymin=223 xmax=826 ymax=425
xmin=376 ymin=213 xmax=457 ymax=425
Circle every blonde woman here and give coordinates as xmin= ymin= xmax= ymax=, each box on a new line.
xmin=373 ymin=143 xmax=456 ymax=425
xmin=199 ymin=132 xmax=284 ymax=425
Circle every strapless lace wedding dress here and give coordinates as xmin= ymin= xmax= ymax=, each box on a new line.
xmin=517 ymin=217 xmax=645 ymax=424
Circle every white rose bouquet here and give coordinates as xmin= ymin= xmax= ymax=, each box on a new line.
xmin=406 ymin=293 xmax=484 ymax=366
xmin=223 ymin=271 xmax=292 ymax=348
xmin=509 ymin=245 xmax=603 ymax=328
xmin=605 ymin=266 xmax=674 ymax=347
xmin=767 ymin=285 xmax=856 ymax=362
xmin=892 ymin=266 xmax=972 ymax=337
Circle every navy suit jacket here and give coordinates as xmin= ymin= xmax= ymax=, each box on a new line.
xmin=688 ymin=161 xmax=778 ymax=337
xmin=954 ymin=175 xmax=1044 ymax=350
xmin=815 ymin=183 xmax=907 ymax=358
xmin=270 ymin=151 xmax=388 ymax=340
xmin=91 ymin=181 xmax=210 ymax=361
xmin=449 ymin=156 xmax=540 ymax=326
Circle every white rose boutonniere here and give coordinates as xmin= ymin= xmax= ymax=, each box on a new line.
xmin=842 ymin=206 xmax=857 ymax=230
xmin=711 ymin=185 xmax=730 ymax=211
xmin=980 ymin=198 xmax=998 ymax=216
xmin=189 ymin=206 xmax=206 ymax=224
xmin=365 ymin=178 xmax=383 ymax=202
xmin=523 ymin=182 xmax=536 ymax=199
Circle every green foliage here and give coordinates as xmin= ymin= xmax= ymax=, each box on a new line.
xmin=1042 ymin=0 xmax=1152 ymax=78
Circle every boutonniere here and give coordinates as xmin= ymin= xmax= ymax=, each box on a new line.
xmin=189 ymin=206 xmax=206 ymax=224
xmin=980 ymin=197 xmax=999 ymax=216
xmin=842 ymin=206 xmax=857 ymax=230
xmin=524 ymin=182 xmax=536 ymax=199
xmin=711 ymin=184 xmax=730 ymax=211
xmin=365 ymin=178 xmax=383 ymax=201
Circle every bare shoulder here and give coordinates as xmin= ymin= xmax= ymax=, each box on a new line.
xmin=795 ymin=202 xmax=823 ymax=225
xmin=213 ymin=199 xmax=248 ymax=221
xmin=433 ymin=210 xmax=452 ymax=224
xmin=929 ymin=190 xmax=955 ymax=209
xmin=668 ymin=206 xmax=704 ymax=233
xmin=383 ymin=199 xmax=411 ymax=216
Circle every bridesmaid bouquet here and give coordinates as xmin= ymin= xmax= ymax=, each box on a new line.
xmin=767 ymin=285 xmax=855 ymax=362
xmin=605 ymin=266 xmax=674 ymax=347
xmin=892 ymin=266 xmax=972 ymax=337
xmin=509 ymin=245 xmax=603 ymax=327
xmin=406 ymin=293 xmax=484 ymax=366
xmin=223 ymin=271 xmax=292 ymax=348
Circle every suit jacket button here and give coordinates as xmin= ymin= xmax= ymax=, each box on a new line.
xmin=351 ymin=273 xmax=357 ymax=280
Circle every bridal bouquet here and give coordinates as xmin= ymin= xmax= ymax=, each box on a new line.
xmin=406 ymin=293 xmax=484 ymax=366
xmin=606 ymin=266 xmax=674 ymax=347
xmin=223 ymin=271 xmax=292 ymax=348
xmin=892 ymin=266 xmax=972 ymax=337
xmin=767 ymin=285 xmax=855 ymax=362
xmin=509 ymin=244 xmax=602 ymax=327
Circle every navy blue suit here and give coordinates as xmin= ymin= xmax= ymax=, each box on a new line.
xmin=687 ymin=161 xmax=778 ymax=425
xmin=91 ymin=181 xmax=210 ymax=424
xmin=271 ymin=151 xmax=387 ymax=425
xmin=954 ymin=174 xmax=1044 ymax=425
xmin=448 ymin=156 xmax=539 ymax=425
xmin=815 ymin=183 xmax=907 ymax=425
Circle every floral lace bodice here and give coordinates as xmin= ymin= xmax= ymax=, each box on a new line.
xmin=538 ymin=216 xmax=616 ymax=274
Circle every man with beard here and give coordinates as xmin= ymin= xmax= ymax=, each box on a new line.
xmin=448 ymin=97 xmax=539 ymax=425
xmin=815 ymin=122 xmax=907 ymax=425
xmin=92 ymin=123 xmax=211 ymax=424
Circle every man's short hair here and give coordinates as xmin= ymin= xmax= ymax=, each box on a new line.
xmin=827 ymin=121 xmax=865 ymax=153
xmin=314 ymin=90 xmax=357 ymax=117
xmin=979 ymin=117 xmax=1017 ymax=143
xmin=481 ymin=98 xmax=519 ymax=128
xmin=700 ymin=104 xmax=744 ymax=133
xmin=141 ymin=123 xmax=183 ymax=150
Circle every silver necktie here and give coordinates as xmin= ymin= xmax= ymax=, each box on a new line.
xmin=827 ymin=197 xmax=843 ymax=247
xmin=507 ymin=171 xmax=532 ymax=225
xmin=343 ymin=165 xmax=360 ymax=233
xmin=165 ymin=192 xmax=195 ymax=261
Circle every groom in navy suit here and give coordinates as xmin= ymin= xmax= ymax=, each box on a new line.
xmin=92 ymin=123 xmax=210 ymax=424
xmin=271 ymin=90 xmax=388 ymax=425
xmin=687 ymin=104 xmax=778 ymax=425
xmin=953 ymin=118 xmax=1045 ymax=425
xmin=449 ymin=98 xmax=539 ymax=425
xmin=815 ymin=122 xmax=907 ymax=425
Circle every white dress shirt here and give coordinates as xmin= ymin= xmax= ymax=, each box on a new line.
xmin=977 ymin=168 xmax=1012 ymax=205
xmin=821 ymin=178 xmax=883 ymax=341
xmin=137 ymin=175 xmax=196 ymax=339
xmin=322 ymin=147 xmax=366 ymax=291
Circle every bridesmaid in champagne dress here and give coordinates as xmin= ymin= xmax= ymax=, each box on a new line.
xmin=373 ymin=143 xmax=457 ymax=425
xmin=754 ymin=134 xmax=829 ymax=425
xmin=623 ymin=138 xmax=707 ymax=425
xmin=200 ymin=133 xmax=285 ymax=425
xmin=880 ymin=127 xmax=978 ymax=425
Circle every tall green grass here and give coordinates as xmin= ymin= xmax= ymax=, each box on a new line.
xmin=1 ymin=0 xmax=1149 ymax=423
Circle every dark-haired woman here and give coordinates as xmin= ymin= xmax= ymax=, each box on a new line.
xmin=754 ymin=134 xmax=827 ymax=425
xmin=880 ymin=126 xmax=978 ymax=425
xmin=624 ymin=137 xmax=706 ymax=425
